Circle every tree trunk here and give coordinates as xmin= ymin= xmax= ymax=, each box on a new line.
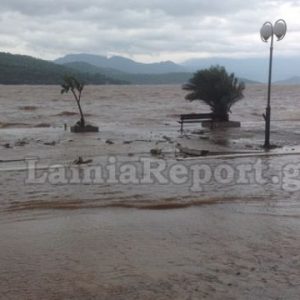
xmin=213 ymin=113 xmax=229 ymax=122
xmin=72 ymin=89 xmax=85 ymax=127
xmin=76 ymin=100 xmax=85 ymax=127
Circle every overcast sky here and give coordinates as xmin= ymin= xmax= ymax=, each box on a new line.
xmin=1 ymin=0 xmax=299 ymax=62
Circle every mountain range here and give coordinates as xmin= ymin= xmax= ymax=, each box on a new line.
xmin=60 ymin=61 xmax=192 ymax=85
xmin=55 ymin=53 xmax=186 ymax=74
xmin=0 ymin=51 xmax=299 ymax=85
xmin=0 ymin=52 xmax=126 ymax=85
xmin=273 ymin=76 xmax=300 ymax=85
xmin=183 ymin=57 xmax=300 ymax=83
xmin=55 ymin=53 xmax=300 ymax=84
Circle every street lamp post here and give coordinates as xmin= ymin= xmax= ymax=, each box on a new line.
xmin=260 ymin=19 xmax=287 ymax=149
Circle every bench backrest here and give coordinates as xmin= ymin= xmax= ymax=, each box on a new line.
xmin=180 ymin=113 xmax=214 ymax=120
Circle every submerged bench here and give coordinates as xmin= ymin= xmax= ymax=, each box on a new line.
xmin=178 ymin=113 xmax=214 ymax=133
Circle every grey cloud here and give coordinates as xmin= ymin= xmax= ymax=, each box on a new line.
xmin=1 ymin=0 xmax=271 ymax=17
xmin=0 ymin=0 xmax=297 ymax=62
xmin=1 ymin=0 xmax=90 ymax=15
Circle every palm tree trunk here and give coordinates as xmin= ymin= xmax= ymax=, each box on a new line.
xmin=213 ymin=113 xmax=229 ymax=122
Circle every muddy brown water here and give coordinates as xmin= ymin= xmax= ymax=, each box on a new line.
xmin=0 ymin=84 xmax=300 ymax=299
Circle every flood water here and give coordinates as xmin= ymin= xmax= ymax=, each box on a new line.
xmin=0 ymin=84 xmax=300 ymax=299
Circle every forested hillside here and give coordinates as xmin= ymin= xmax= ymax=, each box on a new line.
xmin=0 ymin=52 xmax=126 ymax=84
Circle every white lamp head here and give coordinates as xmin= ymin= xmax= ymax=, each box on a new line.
xmin=274 ymin=19 xmax=287 ymax=41
xmin=260 ymin=22 xmax=273 ymax=42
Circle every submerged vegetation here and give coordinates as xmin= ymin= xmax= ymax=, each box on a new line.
xmin=183 ymin=66 xmax=245 ymax=121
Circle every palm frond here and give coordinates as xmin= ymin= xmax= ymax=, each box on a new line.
xmin=183 ymin=65 xmax=245 ymax=119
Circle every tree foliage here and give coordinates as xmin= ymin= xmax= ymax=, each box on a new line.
xmin=183 ymin=65 xmax=245 ymax=121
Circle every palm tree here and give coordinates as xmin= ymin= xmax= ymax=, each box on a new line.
xmin=183 ymin=66 xmax=245 ymax=121
xmin=61 ymin=76 xmax=85 ymax=127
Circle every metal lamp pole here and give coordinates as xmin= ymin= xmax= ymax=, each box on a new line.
xmin=260 ymin=19 xmax=287 ymax=149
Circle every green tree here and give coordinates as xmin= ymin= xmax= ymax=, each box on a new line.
xmin=61 ymin=76 xmax=86 ymax=127
xmin=183 ymin=66 xmax=245 ymax=121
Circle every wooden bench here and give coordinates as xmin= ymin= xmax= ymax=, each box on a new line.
xmin=178 ymin=113 xmax=214 ymax=133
